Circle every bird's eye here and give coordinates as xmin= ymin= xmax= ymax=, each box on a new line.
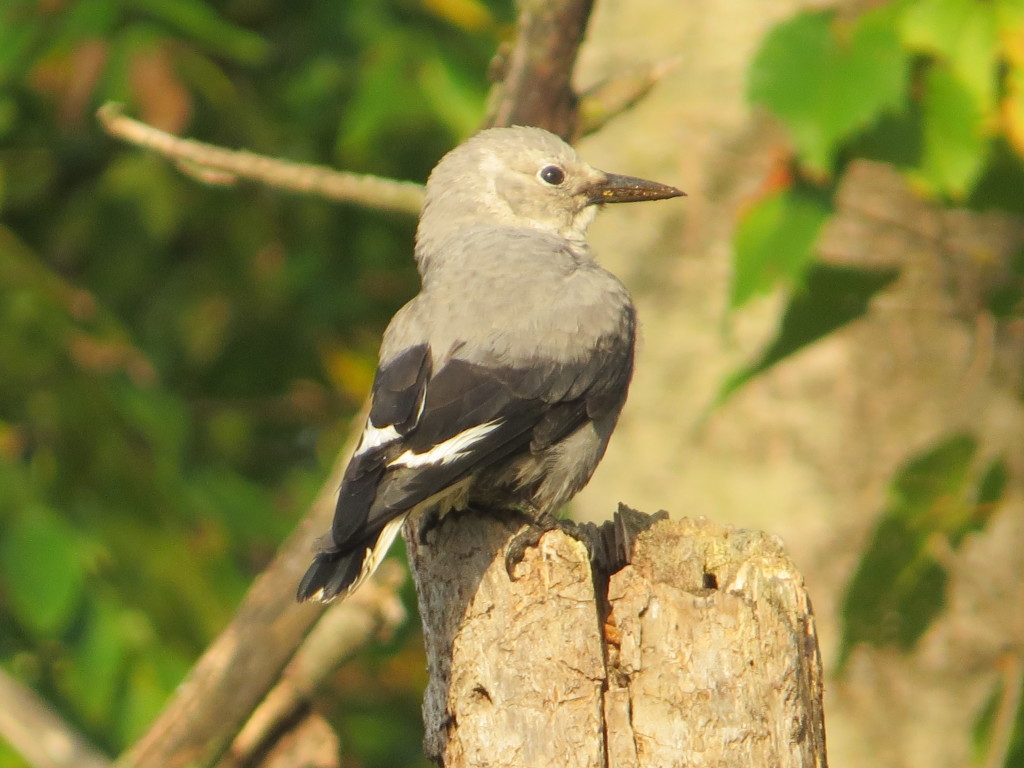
xmin=539 ymin=165 xmax=565 ymax=185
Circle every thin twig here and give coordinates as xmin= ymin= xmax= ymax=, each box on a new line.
xmin=0 ymin=667 xmax=112 ymax=768
xmin=577 ymin=57 xmax=682 ymax=137
xmin=97 ymin=103 xmax=425 ymax=215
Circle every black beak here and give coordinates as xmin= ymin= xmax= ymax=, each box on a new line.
xmin=587 ymin=172 xmax=685 ymax=205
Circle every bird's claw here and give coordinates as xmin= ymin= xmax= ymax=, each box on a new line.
xmin=503 ymin=506 xmax=555 ymax=579
xmin=504 ymin=511 xmax=603 ymax=580
xmin=503 ymin=504 xmax=670 ymax=580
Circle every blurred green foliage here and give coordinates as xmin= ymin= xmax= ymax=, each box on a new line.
xmin=719 ymin=263 xmax=899 ymax=404
xmin=748 ymin=5 xmax=910 ymax=177
xmin=733 ymin=0 xmax=1024 ymax=402
xmin=838 ymin=435 xmax=1006 ymax=667
xmin=975 ymin=668 xmax=1024 ymax=768
xmin=0 ymin=0 xmax=510 ymax=765
xmin=742 ymin=4 xmax=1024 ymax=766
xmin=735 ymin=0 xmax=1024 ymax=327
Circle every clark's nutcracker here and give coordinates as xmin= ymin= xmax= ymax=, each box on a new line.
xmin=297 ymin=126 xmax=683 ymax=603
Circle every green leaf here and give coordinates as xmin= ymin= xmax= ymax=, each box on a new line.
xmin=418 ymin=55 xmax=485 ymax=137
xmin=422 ymin=0 xmax=496 ymax=32
xmin=116 ymin=384 xmax=189 ymax=484
xmin=115 ymin=652 xmax=190 ymax=745
xmin=839 ymin=515 xmax=949 ymax=669
xmin=0 ymin=12 xmax=38 ymax=81
xmin=0 ymin=507 xmax=85 ymax=636
xmin=890 ymin=433 xmax=976 ymax=520
xmin=919 ymin=61 xmax=990 ymax=197
xmin=731 ymin=189 xmax=831 ymax=310
xmin=718 ymin=263 xmax=898 ymax=405
xmin=837 ymin=435 xmax=1006 ymax=669
xmin=187 ymin=469 xmax=285 ymax=542
xmin=963 ymin=458 xmax=1009 ymax=545
xmin=973 ymin=672 xmax=1024 ymax=768
xmin=996 ymin=0 xmax=1024 ymax=30
xmin=749 ymin=9 xmax=910 ymax=173
xmin=899 ymin=0 xmax=999 ymax=114
xmin=102 ymin=152 xmax=186 ymax=240
xmin=61 ymin=596 xmax=126 ymax=727
xmin=0 ymin=147 xmax=57 ymax=211
xmin=0 ymin=96 xmax=18 ymax=142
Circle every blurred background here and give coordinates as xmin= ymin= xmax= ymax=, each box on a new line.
xmin=0 ymin=1 xmax=1022 ymax=767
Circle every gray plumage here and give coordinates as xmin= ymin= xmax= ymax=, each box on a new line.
xmin=297 ymin=126 xmax=683 ymax=602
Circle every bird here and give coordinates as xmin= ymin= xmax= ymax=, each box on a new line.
xmin=297 ymin=125 xmax=684 ymax=603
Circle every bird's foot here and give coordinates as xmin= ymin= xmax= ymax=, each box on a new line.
xmin=503 ymin=506 xmax=557 ymax=578
xmin=416 ymin=506 xmax=443 ymax=544
xmin=503 ymin=508 xmax=610 ymax=579
xmin=504 ymin=504 xmax=670 ymax=580
xmin=417 ymin=501 xmax=540 ymax=545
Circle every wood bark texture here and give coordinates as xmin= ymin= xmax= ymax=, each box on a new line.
xmin=406 ymin=511 xmax=827 ymax=768
xmin=484 ymin=0 xmax=594 ymax=140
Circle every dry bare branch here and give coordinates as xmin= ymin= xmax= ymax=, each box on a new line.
xmin=0 ymin=666 xmax=112 ymax=768
xmin=97 ymin=103 xmax=424 ymax=215
xmin=120 ymin=405 xmax=387 ymax=768
xmin=578 ymin=57 xmax=683 ymax=137
xmin=483 ymin=0 xmax=595 ymax=140
xmin=224 ymin=562 xmax=407 ymax=768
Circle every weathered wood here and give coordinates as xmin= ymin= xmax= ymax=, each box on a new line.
xmin=407 ymin=513 xmax=607 ymax=767
xmin=223 ymin=563 xmax=406 ymax=768
xmin=605 ymin=517 xmax=827 ymax=768
xmin=406 ymin=511 xmax=827 ymax=768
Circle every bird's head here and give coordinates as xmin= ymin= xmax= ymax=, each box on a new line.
xmin=415 ymin=126 xmax=683 ymax=263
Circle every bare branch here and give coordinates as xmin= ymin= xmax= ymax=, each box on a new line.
xmin=224 ymin=562 xmax=407 ymax=767
xmin=243 ymin=713 xmax=340 ymax=768
xmin=0 ymin=667 xmax=112 ymax=768
xmin=577 ymin=57 xmax=682 ymax=137
xmin=483 ymin=0 xmax=595 ymax=139
xmin=97 ymin=103 xmax=424 ymax=215
xmin=119 ymin=406 xmax=379 ymax=768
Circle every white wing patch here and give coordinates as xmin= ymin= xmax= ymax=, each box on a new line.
xmin=355 ymin=423 xmax=402 ymax=457
xmin=388 ymin=419 xmax=504 ymax=468
xmin=354 ymin=512 xmax=409 ymax=591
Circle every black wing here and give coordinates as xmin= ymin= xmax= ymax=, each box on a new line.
xmin=297 ymin=331 xmax=632 ymax=601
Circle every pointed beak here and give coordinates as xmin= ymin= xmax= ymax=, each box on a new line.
xmin=587 ymin=172 xmax=685 ymax=205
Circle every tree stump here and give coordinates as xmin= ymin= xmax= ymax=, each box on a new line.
xmin=405 ymin=508 xmax=828 ymax=768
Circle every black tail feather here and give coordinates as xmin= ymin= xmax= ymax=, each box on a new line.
xmin=296 ymin=511 xmax=409 ymax=603
xmin=296 ymin=549 xmax=364 ymax=602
